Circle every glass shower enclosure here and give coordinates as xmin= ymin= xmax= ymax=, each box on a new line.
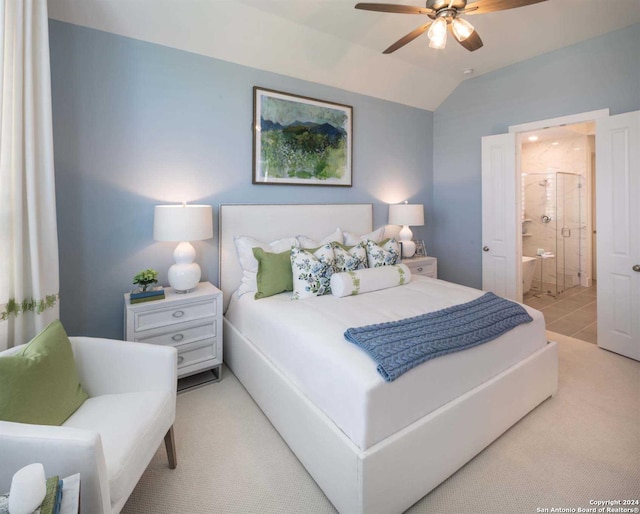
xmin=522 ymin=172 xmax=584 ymax=297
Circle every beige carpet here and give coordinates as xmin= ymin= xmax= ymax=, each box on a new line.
xmin=122 ymin=333 xmax=640 ymax=514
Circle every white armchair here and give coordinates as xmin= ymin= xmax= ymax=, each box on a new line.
xmin=0 ymin=336 xmax=177 ymax=513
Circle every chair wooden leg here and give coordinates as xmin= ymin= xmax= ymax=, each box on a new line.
xmin=164 ymin=426 xmax=177 ymax=469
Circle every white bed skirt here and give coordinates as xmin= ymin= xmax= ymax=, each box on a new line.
xmin=223 ymin=317 xmax=558 ymax=514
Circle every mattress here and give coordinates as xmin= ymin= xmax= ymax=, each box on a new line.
xmin=225 ymin=276 xmax=547 ymax=450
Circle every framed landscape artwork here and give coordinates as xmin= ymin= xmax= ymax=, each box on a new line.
xmin=253 ymin=87 xmax=353 ymax=186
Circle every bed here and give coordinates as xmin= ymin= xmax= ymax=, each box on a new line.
xmin=220 ymin=203 xmax=558 ymax=514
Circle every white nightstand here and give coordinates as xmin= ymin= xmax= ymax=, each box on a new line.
xmin=402 ymin=255 xmax=438 ymax=278
xmin=124 ymin=282 xmax=222 ymax=381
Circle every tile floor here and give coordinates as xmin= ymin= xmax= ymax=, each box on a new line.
xmin=523 ymin=283 xmax=597 ymax=344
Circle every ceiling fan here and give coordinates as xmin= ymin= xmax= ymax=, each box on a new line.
xmin=355 ymin=0 xmax=547 ymax=53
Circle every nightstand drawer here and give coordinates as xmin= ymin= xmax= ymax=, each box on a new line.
xmin=409 ymin=262 xmax=435 ymax=275
xmin=177 ymin=339 xmax=217 ymax=369
xmin=134 ymin=298 xmax=217 ymax=332
xmin=134 ymin=319 xmax=216 ymax=346
xmin=403 ymin=256 xmax=437 ymax=278
xmin=407 ymin=261 xmax=434 ymax=275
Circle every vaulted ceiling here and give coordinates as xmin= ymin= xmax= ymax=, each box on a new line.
xmin=48 ymin=0 xmax=640 ymax=110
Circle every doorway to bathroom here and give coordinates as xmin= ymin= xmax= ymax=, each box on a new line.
xmin=483 ymin=109 xmax=639 ymax=359
xmin=519 ymin=122 xmax=598 ymax=343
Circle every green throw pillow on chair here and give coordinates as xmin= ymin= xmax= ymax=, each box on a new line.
xmin=0 ymin=320 xmax=88 ymax=425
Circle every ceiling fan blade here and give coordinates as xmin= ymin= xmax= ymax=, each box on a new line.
xmin=355 ymin=3 xmax=433 ymax=15
xmin=383 ymin=22 xmax=432 ymax=53
xmin=449 ymin=24 xmax=484 ymax=51
xmin=463 ymin=0 xmax=547 ymax=15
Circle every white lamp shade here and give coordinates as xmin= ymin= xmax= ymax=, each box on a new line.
xmin=388 ymin=203 xmax=424 ymax=227
xmin=153 ymin=204 xmax=213 ymax=242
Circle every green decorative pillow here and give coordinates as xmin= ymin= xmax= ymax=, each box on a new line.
xmin=253 ymin=247 xmax=294 ymax=299
xmin=0 ymin=320 xmax=88 ymax=426
xmin=365 ymin=238 xmax=401 ymax=267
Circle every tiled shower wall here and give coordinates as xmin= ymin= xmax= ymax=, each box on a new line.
xmin=521 ymin=136 xmax=591 ymax=293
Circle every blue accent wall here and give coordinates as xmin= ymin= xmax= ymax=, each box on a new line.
xmin=432 ymin=24 xmax=640 ymax=288
xmin=48 ymin=21 xmax=434 ymax=339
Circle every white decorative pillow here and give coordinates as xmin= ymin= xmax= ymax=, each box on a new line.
xmin=343 ymin=227 xmax=385 ymax=246
xmin=331 ymin=264 xmax=411 ymax=297
xmin=290 ymin=244 xmax=335 ymax=300
xmin=234 ymin=236 xmax=299 ymax=297
xmin=332 ymin=242 xmax=367 ymax=272
xmin=297 ymin=228 xmax=343 ymax=249
xmin=366 ymin=238 xmax=400 ymax=268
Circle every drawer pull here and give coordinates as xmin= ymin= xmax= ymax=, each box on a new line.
xmin=177 ymin=356 xmax=184 ymax=364
xmin=417 ymin=267 xmax=423 ymax=272
xmin=172 ymin=333 xmax=184 ymax=342
xmin=172 ymin=310 xmax=185 ymax=318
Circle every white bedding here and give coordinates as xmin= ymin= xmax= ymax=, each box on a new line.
xmin=225 ymin=276 xmax=547 ymax=451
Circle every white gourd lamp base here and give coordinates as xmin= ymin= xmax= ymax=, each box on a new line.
xmin=168 ymin=241 xmax=201 ymax=293
xmin=399 ymin=225 xmax=416 ymax=258
xmin=388 ymin=202 xmax=424 ymax=260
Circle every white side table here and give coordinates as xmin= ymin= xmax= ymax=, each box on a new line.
xmin=402 ymin=256 xmax=438 ymax=278
xmin=124 ymin=282 xmax=223 ymax=380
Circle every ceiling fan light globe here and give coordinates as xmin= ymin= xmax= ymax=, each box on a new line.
xmin=452 ymin=18 xmax=474 ymax=41
xmin=427 ymin=16 xmax=447 ymax=39
xmin=427 ymin=17 xmax=447 ymax=48
xmin=428 ymin=35 xmax=447 ymax=49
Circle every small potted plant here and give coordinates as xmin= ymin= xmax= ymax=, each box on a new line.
xmin=133 ymin=268 xmax=159 ymax=292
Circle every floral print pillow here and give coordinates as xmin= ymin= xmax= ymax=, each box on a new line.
xmin=290 ymin=244 xmax=336 ymax=300
xmin=332 ymin=242 xmax=368 ymax=273
xmin=365 ymin=238 xmax=400 ymax=268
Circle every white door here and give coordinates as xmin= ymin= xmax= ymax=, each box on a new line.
xmin=481 ymin=133 xmax=519 ymax=301
xmin=595 ymin=111 xmax=640 ymax=361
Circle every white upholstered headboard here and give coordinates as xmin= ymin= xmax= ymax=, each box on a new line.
xmin=219 ymin=203 xmax=373 ymax=311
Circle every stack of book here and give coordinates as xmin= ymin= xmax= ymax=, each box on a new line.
xmin=130 ymin=287 xmax=165 ymax=304
xmin=0 ymin=475 xmax=63 ymax=514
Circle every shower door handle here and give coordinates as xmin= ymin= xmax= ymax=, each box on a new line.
xmin=633 ymin=264 xmax=640 ymax=272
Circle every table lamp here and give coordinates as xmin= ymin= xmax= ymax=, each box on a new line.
xmin=388 ymin=201 xmax=424 ymax=258
xmin=153 ymin=204 xmax=213 ymax=293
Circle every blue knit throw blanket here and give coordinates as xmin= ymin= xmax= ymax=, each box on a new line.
xmin=344 ymin=292 xmax=533 ymax=382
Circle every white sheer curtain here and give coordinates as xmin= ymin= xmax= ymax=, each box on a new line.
xmin=0 ymin=0 xmax=59 ymax=350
